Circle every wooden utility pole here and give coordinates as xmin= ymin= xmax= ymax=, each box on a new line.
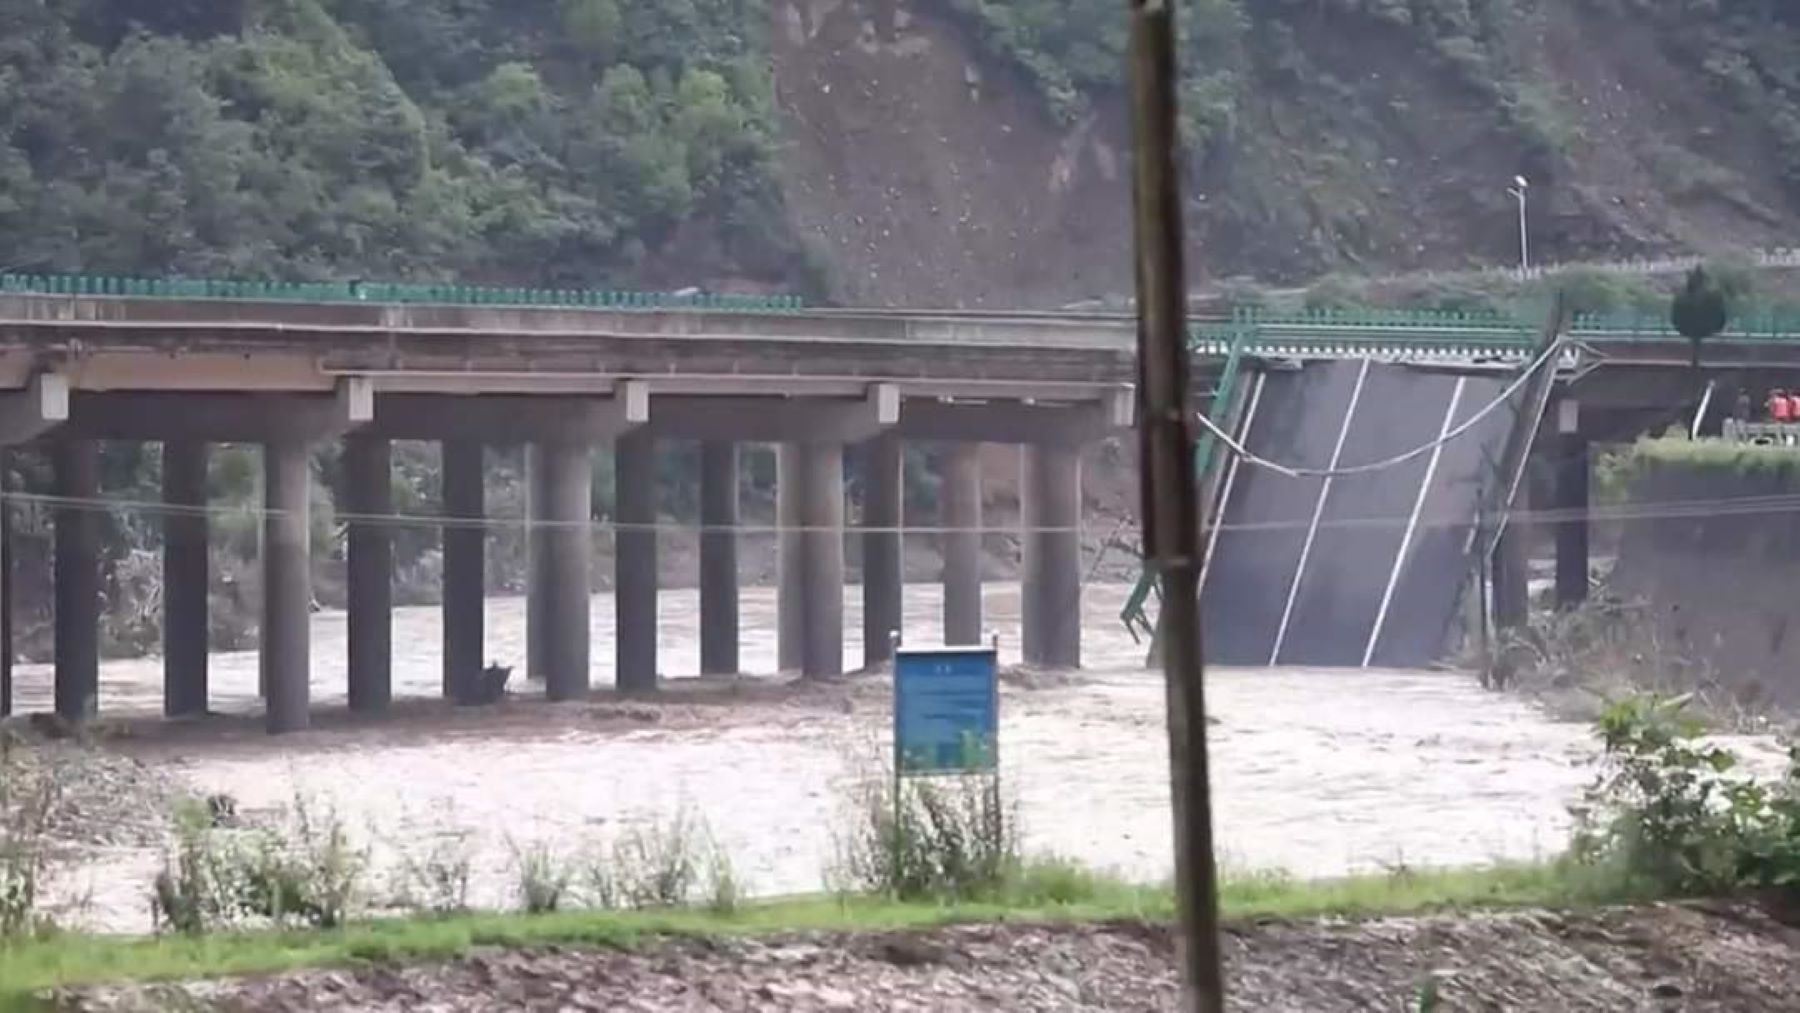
xmin=1126 ymin=2 xmax=1225 ymax=1010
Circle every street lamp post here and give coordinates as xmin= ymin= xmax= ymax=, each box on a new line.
xmin=1506 ymin=175 xmax=1530 ymax=273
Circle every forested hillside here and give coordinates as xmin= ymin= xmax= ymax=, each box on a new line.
xmin=6 ymin=0 xmax=1800 ymax=296
xmin=0 ymin=0 xmax=810 ymax=292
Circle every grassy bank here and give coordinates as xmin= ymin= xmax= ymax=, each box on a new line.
xmin=0 ymin=860 xmax=1645 ymax=1009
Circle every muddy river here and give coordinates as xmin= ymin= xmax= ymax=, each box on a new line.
xmin=11 ymin=583 xmax=1680 ymax=934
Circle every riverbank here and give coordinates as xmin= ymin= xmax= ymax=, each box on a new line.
xmin=0 ymin=861 xmax=1644 ymax=1007
xmin=17 ymin=875 xmax=1800 ymax=1011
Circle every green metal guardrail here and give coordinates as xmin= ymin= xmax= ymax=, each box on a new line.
xmin=1210 ymin=305 xmax=1800 ymax=343
xmin=0 ymin=272 xmax=805 ymax=311
xmin=1121 ymin=325 xmax=1252 ymax=644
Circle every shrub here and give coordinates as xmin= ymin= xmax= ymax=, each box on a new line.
xmin=835 ymin=773 xmax=1019 ymax=903
xmin=1568 ymin=694 xmax=1800 ymax=896
xmin=0 ymin=744 xmax=60 ymax=940
xmin=152 ymin=794 xmax=368 ymax=933
xmin=151 ymin=800 xmax=237 ymax=935
xmin=611 ymin=808 xmax=705 ymax=910
xmin=393 ymin=828 xmax=476 ymax=917
xmin=510 ymin=840 xmax=573 ymax=915
xmin=236 ymin=800 xmax=367 ymax=929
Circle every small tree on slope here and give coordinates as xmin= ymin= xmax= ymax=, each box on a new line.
xmin=1670 ymin=265 xmax=1729 ymax=369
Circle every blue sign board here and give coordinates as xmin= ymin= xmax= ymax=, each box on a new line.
xmin=894 ymin=646 xmax=999 ymax=775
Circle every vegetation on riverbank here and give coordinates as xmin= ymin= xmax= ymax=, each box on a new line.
xmin=0 ymin=860 xmax=1650 ymax=1010
xmin=8 ymin=693 xmax=1800 ymax=1006
xmin=1618 ymin=433 xmax=1800 ymax=477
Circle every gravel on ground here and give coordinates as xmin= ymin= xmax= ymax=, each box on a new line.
xmin=51 ymin=901 xmax=1800 ymax=1011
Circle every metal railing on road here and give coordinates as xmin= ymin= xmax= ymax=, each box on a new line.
xmin=0 ymin=272 xmax=805 ymax=312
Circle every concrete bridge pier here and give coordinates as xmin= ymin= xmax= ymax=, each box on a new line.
xmin=54 ymin=437 xmax=100 ymax=721
xmin=1 ymin=451 xmax=10 ymax=719
xmin=525 ymin=445 xmax=550 ymax=681
xmin=941 ymin=443 xmax=984 ymax=646
xmin=539 ymin=438 xmax=592 ymax=700
xmin=615 ymin=430 xmax=658 ymax=692
xmin=344 ymin=434 xmax=392 ymax=713
xmin=860 ymin=433 xmax=903 ymax=668
xmin=778 ymin=441 xmax=845 ymax=678
xmin=1492 ymin=470 xmax=1531 ymax=639
xmin=699 ymin=441 xmax=739 ymax=676
xmin=262 ymin=436 xmax=313 ymax=734
xmin=162 ymin=441 xmax=210 ymax=718
xmin=1554 ymin=400 xmax=1591 ymax=610
xmin=1021 ymin=442 xmax=1082 ymax=670
xmin=441 ymin=440 xmax=485 ymax=700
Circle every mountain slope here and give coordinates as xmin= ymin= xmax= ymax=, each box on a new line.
xmin=770 ymin=0 xmax=1800 ymax=307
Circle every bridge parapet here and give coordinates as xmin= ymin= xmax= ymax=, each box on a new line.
xmin=0 ymin=271 xmax=805 ymax=311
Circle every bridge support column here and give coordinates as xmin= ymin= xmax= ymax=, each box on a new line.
xmin=442 ymin=440 xmax=485 ymax=701
xmin=615 ymin=431 xmax=658 ymax=692
xmin=54 ymin=437 xmax=100 ymax=722
xmin=0 ymin=454 xmax=10 ymax=719
xmin=1 ymin=452 xmax=11 ymax=719
xmin=699 ymin=441 xmax=739 ymax=676
xmin=163 ymin=441 xmax=209 ymax=718
xmin=1554 ymin=402 xmax=1590 ymax=610
xmin=1021 ymin=443 xmax=1081 ymax=669
xmin=263 ymin=436 xmax=312 ymax=735
xmin=541 ymin=439 xmax=592 ymax=700
xmin=942 ymin=443 xmax=983 ymax=646
xmin=1492 ymin=495 xmax=1531 ymax=637
xmin=778 ymin=441 xmax=844 ymax=678
xmin=525 ymin=446 xmax=549 ymax=681
xmin=861 ymin=433 xmax=903 ymax=668
xmin=345 ymin=434 xmax=392 ymax=713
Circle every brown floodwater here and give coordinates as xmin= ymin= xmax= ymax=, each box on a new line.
xmin=16 ymin=583 xmax=1776 ymax=934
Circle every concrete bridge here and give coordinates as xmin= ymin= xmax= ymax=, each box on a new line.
xmin=0 ymin=290 xmax=1140 ymax=732
xmin=2 ymin=281 xmax=1798 ymax=732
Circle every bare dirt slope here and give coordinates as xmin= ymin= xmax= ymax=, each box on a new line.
xmin=56 ymin=902 xmax=1800 ymax=1011
xmin=769 ymin=0 xmax=1800 ymax=306
xmin=770 ymin=0 xmax=1134 ymax=308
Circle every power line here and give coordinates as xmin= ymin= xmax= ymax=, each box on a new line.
xmin=5 ymin=486 xmax=1800 ymax=538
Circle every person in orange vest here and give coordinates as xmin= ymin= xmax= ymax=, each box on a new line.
xmin=1771 ymin=389 xmax=1793 ymax=423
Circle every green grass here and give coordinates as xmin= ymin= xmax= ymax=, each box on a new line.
xmin=0 ymin=858 xmax=1646 ymax=1010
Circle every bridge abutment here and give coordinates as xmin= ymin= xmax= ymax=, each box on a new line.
xmin=942 ymin=442 xmax=983 ymax=646
xmin=778 ymin=441 xmax=845 ymax=678
xmin=345 ymin=433 xmax=393 ymax=713
xmin=615 ymin=430 xmax=658 ymax=692
xmin=442 ymin=440 xmax=486 ymax=701
xmin=262 ymin=436 xmax=312 ymax=734
xmin=860 ymin=433 xmax=903 ymax=668
xmin=162 ymin=441 xmax=209 ymax=718
xmin=54 ymin=437 xmax=100 ymax=721
xmin=699 ymin=440 xmax=739 ymax=676
xmin=540 ymin=439 xmax=592 ymax=701
xmin=1021 ymin=442 xmax=1081 ymax=669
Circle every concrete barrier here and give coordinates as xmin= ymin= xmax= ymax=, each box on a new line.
xmin=1610 ymin=450 xmax=1800 ymax=707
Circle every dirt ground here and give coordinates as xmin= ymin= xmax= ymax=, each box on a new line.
xmin=54 ymin=901 xmax=1800 ymax=1011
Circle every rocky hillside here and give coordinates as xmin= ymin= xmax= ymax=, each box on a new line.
xmin=772 ymin=0 xmax=1800 ymax=307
